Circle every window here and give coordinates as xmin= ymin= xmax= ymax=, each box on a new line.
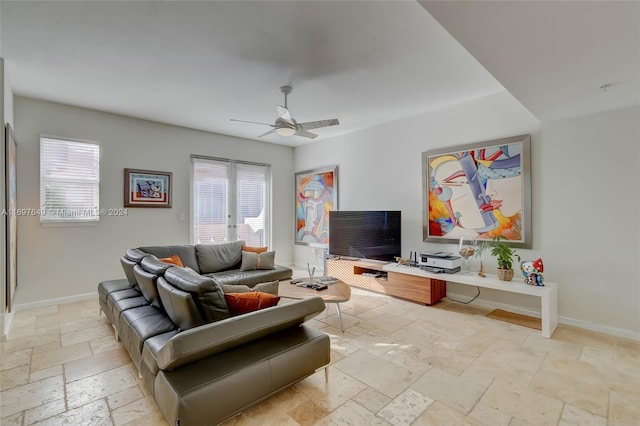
xmin=192 ymin=156 xmax=270 ymax=246
xmin=40 ymin=137 xmax=100 ymax=223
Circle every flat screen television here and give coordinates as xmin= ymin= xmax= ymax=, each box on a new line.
xmin=329 ymin=211 xmax=401 ymax=261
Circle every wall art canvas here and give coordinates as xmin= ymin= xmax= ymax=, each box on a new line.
xmin=124 ymin=168 xmax=172 ymax=208
xmin=422 ymin=134 xmax=531 ymax=247
xmin=5 ymin=124 xmax=17 ymax=311
xmin=295 ymin=165 xmax=338 ymax=247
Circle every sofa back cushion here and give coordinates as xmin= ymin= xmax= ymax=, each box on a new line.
xmin=164 ymin=267 xmax=231 ymax=322
xmin=120 ymin=256 xmax=138 ymax=288
xmin=134 ymin=257 xmax=172 ymax=308
xmin=138 ymin=245 xmax=200 ymax=273
xmin=157 ymin=276 xmax=205 ymax=330
xmin=195 ymin=240 xmax=244 ymax=274
xmin=125 ymin=248 xmax=148 ymax=263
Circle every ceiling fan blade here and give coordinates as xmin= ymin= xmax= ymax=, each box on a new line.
xmin=257 ymin=129 xmax=277 ymax=138
xmin=295 ymin=129 xmax=318 ymax=139
xmin=297 ymin=119 xmax=339 ymax=131
xmin=230 ymin=118 xmax=275 ymax=127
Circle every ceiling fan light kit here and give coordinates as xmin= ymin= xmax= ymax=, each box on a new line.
xmin=231 ymin=85 xmax=339 ymax=139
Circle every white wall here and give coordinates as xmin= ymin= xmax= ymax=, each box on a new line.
xmin=294 ymin=91 xmax=640 ymax=338
xmin=13 ymin=96 xmax=294 ymax=305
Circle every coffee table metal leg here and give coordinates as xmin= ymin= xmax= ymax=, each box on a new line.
xmin=336 ymin=303 xmax=344 ymax=332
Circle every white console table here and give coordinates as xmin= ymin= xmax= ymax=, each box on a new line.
xmin=383 ymin=264 xmax=558 ymax=338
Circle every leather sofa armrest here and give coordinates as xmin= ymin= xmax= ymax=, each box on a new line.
xmin=155 ymin=297 xmax=325 ymax=371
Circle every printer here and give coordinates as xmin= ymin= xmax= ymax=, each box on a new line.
xmin=419 ymin=251 xmax=462 ymax=273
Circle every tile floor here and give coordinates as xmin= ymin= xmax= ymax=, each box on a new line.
xmin=1 ymin=287 xmax=639 ymax=425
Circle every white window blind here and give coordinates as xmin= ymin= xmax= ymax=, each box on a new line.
xmin=192 ymin=157 xmax=269 ymax=246
xmin=40 ymin=137 xmax=100 ymax=223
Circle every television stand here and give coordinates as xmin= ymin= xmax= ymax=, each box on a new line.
xmin=327 ymin=259 xmax=446 ymax=305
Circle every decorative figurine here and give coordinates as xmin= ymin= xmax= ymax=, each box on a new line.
xmin=520 ymin=258 xmax=544 ymax=286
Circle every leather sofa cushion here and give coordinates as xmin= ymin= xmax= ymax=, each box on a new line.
xmin=140 ymin=256 xmax=173 ymax=275
xmin=134 ymin=264 xmax=164 ymax=309
xmin=219 ymin=280 xmax=279 ymax=296
xmin=195 ymin=240 xmax=244 ymax=273
xmin=164 ymin=267 xmax=230 ymax=323
xmin=139 ymin=245 xmax=200 ymax=273
xmin=206 ymin=265 xmax=292 ymax=287
xmin=153 ymin=297 xmax=325 ymax=371
xmin=120 ymin=256 xmax=138 ymax=288
xmin=157 ymin=277 xmax=205 ymax=330
xmin=125 ymin=248 xmax=148 ymax=263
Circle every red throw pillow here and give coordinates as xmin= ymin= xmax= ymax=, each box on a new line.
xmin=159 ymin=254 xmax=184 ymax=267
xmin=224 ymin=292 xmax=280 ymax=315
xmin=241 ymin=245 xmax=268 ymax=254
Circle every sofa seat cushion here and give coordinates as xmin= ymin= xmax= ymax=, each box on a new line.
xmin=98 ymin=279 xmax=132 ymax=303
xmin=142 ymin=330 xmax=181 ymax=376
xmin=138 ymin=245 xmax=200 ymax=273
xmin=195 ymin=240 xmax=244 ymax=274
xmin=111 ymin=296 xmax=149 ymax=328
xmin=107 ymin=288 xmax=142 ymax=317
xmin=205 ymin=265 xmax=292 ymax=287
xmin=120 ymin=306 xmax=178 ymax=370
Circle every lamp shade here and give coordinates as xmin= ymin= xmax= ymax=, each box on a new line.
xmin=276 ymin=127 xmax=296 ymax=136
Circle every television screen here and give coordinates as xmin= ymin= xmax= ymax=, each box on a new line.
xmin=329 ymin=211 xmax=401 ymax=261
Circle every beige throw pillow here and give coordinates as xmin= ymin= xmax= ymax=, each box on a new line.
xmin=240 ymin=250 xmax=276 ymax=271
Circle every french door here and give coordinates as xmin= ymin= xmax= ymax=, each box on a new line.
xmin=191 ymin=156 xmax=270 ymax=246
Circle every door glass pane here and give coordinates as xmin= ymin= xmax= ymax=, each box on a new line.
xmin=236 ymin=163 xmax=266 ymax=246
xmin=193 ymin=160 xmax=229 ymax=243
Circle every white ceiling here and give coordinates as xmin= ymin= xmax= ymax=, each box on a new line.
xmin=1 ymin=1 xmax=638 ymax=147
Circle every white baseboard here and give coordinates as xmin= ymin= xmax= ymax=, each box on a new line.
xmin=13 ymin=292 xmax=97 ymax=312
xmin=446 ymin=291 xmax=640 ymax=341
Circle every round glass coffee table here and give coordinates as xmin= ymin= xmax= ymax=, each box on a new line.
xmin=278 ymin=280 xmax=351 ymax=332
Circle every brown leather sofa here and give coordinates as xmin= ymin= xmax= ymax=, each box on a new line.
xmin=98 ymin=241 xmax=330 ymax=425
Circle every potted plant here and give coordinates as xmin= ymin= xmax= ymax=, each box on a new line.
xmin=476 ymin=236 xmax=521 ymax=281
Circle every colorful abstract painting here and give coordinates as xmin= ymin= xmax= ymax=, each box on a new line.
xmin=422 ymin=134 xmax=531 ymax=247
xmin=295 ymin=165 xmax=338 ymax=247
xmin=124 ymin=169 xmax=172 ymax=207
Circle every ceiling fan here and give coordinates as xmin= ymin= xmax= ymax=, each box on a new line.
xmin=230 ymin=85 xmax=339 ymax=139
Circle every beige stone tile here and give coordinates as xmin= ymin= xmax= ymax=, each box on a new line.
xmin=417 ymin=341 xmax=480 ymax=376
xmin=468 ymin=401 xmax=512 ymax=426
xmin=347 ymin=330 xmax=398 ymax=357
xmin=29 ymin=365 xmax=63 ymax=383
xmin=0 ymin=364 xmax=30 ymax=391
xmin=553 ymin=325 xmax=617 ymax=349
xmin=387 ymin=321 xmax=446 ymax=350
xmin=286 ymin=399 xmax=329 ymax=425
xmin=34 ymin=310 xmax=86 ymax=329
xmin=530 ymin=356 xmax=610 ymax=417
xmin=463 ymin=343 xmax=546 ymax=385
xmin=122 ymin=409 xmax=168 ymax=426
xmin=411 ymin=367 xmax=492 ymax=414
xmin=32 ymin=341 xmax=62 ymax=355
xmin=66 ymin=364 xmax=138 ymax=409
xmin=89 ymin=334 xmax=124 ymax=355
xmin=64 ymin=347 xmax=131 ymax=383
xmin=6 ymin=323 xmax=36 ymax=340
xmin=333 ymin=349 xmax=420 ymax=398
xmin=61 ymin=324 xmax=111 ymax=347
xmin=0 ymin=412 xmax=23 ymax=425
xmin=0 ymin=348 xmax=32 ymax=371
xmin=107 ymin=386 xmax=145 ymax=411
xmin=377 ymin=387 xmax=434 ymax=425
xmin=315 ymin=400 xmax=391 ymax=425
xmin=559 ymin=403 xmax=606 ymax=426
xmin=382 ymin=344 xmax=432 ymax=375
xmin=480 ymin=379 xmax=563 ymax=425
xmin=60 ymin=316 xmax=111 ymax=334
xmin=294 ymin=366 xmax=367 ymax=411
xmin=31 ymin=342 xmax=92 ymax=372
xmin=413 ymin=401 xmax=484 ymax=426
xmin=318 ymin=311 xmax=362 ymax=331
xmin=353 ymin=387 xmax=392 ymax=414
xmin=520 ymin=334 xmax=583 ymax=360
xmin=0 ymin=375 xmax=65 ymax=418
xmin=23 ymin=398 xmax=66 ymax=425
xmin=111 ymin=397 xmax=157 ymax=425
xmin=357 ymin=313 xmax=413 ymax=336
xmin=34 ymin=399 xmax=112 ymax=426
xmin=609 ymin=390 xmax=640 ymax=425
xmin=1 ymin=331 xmax=60 ymax=354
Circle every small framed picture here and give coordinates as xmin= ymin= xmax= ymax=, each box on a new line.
xmin=124 ymin=168 xmax=172 ymax=208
